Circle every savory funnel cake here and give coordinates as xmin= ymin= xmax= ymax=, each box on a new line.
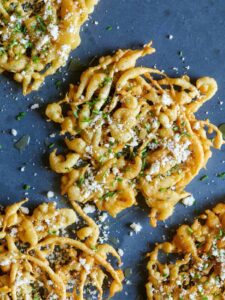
xmin=0 ymin=199 xmax=123 ymax=299
xmin=45 ymin=42 xmax=224 ymax=226
xmin=0 ymin=0 xmax=98 ymax=94
xmin=146 ymin=203 xmax=225 ymax=299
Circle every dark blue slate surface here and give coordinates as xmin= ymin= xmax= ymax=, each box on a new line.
xmin=0 ymin=1 xmax=225 ymax=299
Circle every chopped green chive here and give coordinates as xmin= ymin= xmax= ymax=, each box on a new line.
xmin=106 ymin=25 xmax=113 ymax=31
xmin=181 ymin=131 xmax=191 ymax=138
xmin=99 ymin=77 xmax=112 ymax=88
xmin=116 ymin=177 xmax=123 ymax=182
xmin=90 ymin=245 xmax=97 ymax=251
xmin=102 ymin=112 xmax=109 ymax=119
xmin=93 ymin=109 xmax=100 ymax=115
xmin=219 ymin=123 xmax=225 ymax=139
xmin=32 ymin=56 xmax=39 ymax=63
xmin=159 ymin=188 xmax=168 ymax=192
xmin=216 ymin=229 xmax=225 ymax=239
xmin=101 ymin=191 xmax=116 ymax=200
xmin=81 ymin=117 xmax=91 ymax=123
xmin=200 ymin=175 xmax=208 ymax=181
xmin=77 ymin=177 xmax=84 ymax=187
xmin=36 ymin=15 xmax=47 ymax=32
xmin=187 ymin=226 xmax=193 ymax=234
xmin=23 ymin=184 xmax=30 ymax=190
xmin=48 ymin=143 xmax=55 ymax=149
xmin=145 ymin=124 xmax=151 ymax=132
xmin=73 ymin=110 xmax=79 ymax=118
xmin=48 ymin=230 xmax=57 ymax=235
xmin=16 ymin=112 xmax=26 ymax=121
xmin=55 ymin=80 xmax=62 ymax=89
xmin=152 ymin=138 xmax=158 ymax=144
xmin=217 ymin=172 xmax=225 ymax=179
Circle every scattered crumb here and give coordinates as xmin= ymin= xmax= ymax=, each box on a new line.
xmin=30 ymin=103 xmax=40 ymax=110
xmin=118 ymin=248 xmax=124 ymax=257
xmin=182 ymin=195 xmax=195 ymax=206
xmin=47 ymin=191 xmax=54 ymax=198
xmin=20 ymin=207 xmax=29 ymax=214
xmin=11 ymin=129 xmax=17 ymax=136
xmin=130 ymin=222 xmax=142 ymax=234
xmin=83 ymin=204 xmax=96 ymax=214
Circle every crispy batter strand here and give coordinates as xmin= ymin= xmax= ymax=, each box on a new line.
xmin=0 ymin=0 xmax=98 ymax=94
xmin=45 ymin=42 xmax=224 ymax=226
xmin=0 ymin=200 xmax=123 ymax=299
xmin=146 ymin=203 xmax=225 ymax=299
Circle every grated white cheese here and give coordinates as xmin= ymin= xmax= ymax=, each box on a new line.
xmin=99 ymin=213 xmax=108 ymax=223
xmin=47 ymin=191 xmax=54 ymax=198
xmin=161 ymin=93 xmax=173 ymax=106
xmin=11 ymin=129 xmax=17 ymax=136
xmin=83 ymin=204 xmax=96 ymax=214
xmin=130 ymin=222 xmax=142 ymax=233
xmin=48 ymin=24 xmax=59 ymax=40
xmin=118 ymin=248 xmax=124 ymax=257
xmin=20 ymin=207 xmax=29 ymax=214
xmin=182 ymin=195 xmax=195 ymax=206
xmin=30 ymin=103 xmax=40 ymax=110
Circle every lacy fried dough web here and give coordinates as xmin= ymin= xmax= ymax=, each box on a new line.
xmin=0 ymin=199 xmax=123 ymax=300
xmin=0 ymin=0 xmax=98 ymax=94
xmin=45 ymin=42 xmax=224 ymax=226
xmin=146 ymin=203 xmax=225 ymax=299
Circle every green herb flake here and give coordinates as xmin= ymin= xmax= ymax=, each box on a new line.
xmin=152 ymin=138 xmax=158 ymax=144
xmin=87 ymin=98 xmax=99 ymax=107
xmin=48 ymin=230 xmax=57 ymax=235
xmin=90 ymin=245 xmax=97 ymax=251
xmin=106 ymin=25 xmax=113 ymax=31
xmin=77 ymin=177 xmax=84 ymax=188
xmin=145 ymin=123 xmax=151 ymax=132
xmin=32 ymin=56 xmax=39 ymax=63
xmin=202 ymin=297 xmax=208 ymax=300
xmin=217 ymin=172 xmax=225 ymax=179
xmin=102 ymin=112 xmax=109 ymax=119
xmin=200 ymin=175 xmax=208 ymax=181
xmin=187 ymin=226 xmax=193 ymax=235
xmin=101 ymin=191 xmax=116 ymax=200
xmin=23 ymin=184 xmax=30 ymax=190
xmin=55 ymin=80 xmax=62 ymax=89
xmin=14 ymin=23 xmax=26 ymax=34
xmin=93 ymin=109 xmax=100 ymax=115
xmin=99 ymin=77 xmax=112 ymax=88
xmin=16 ymin=112 xmax=26 ymax=121
xmin=124 ymin=267 xmax=132 ymax=278
xmin=81 ymin=117 xmax=91 ymax=123
xmin=48 ymin=143 xmax=55 ymax=149
xmin=181 ymin=131 xmax=191 ymax=138
xmin=36 ymin=15 xmax=47 ymax=32
xmin=116 ymin=177 xmax=123 ymax=182
xmin=216 ymin=229 xmax=225 ymax=239
xmin=73 ymin=110 xmax=79 ymax=118
xmin=219 ymin=123 xmax=225 ymax=139
xmin=159 ymin=187 xmax=168 ymax=192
